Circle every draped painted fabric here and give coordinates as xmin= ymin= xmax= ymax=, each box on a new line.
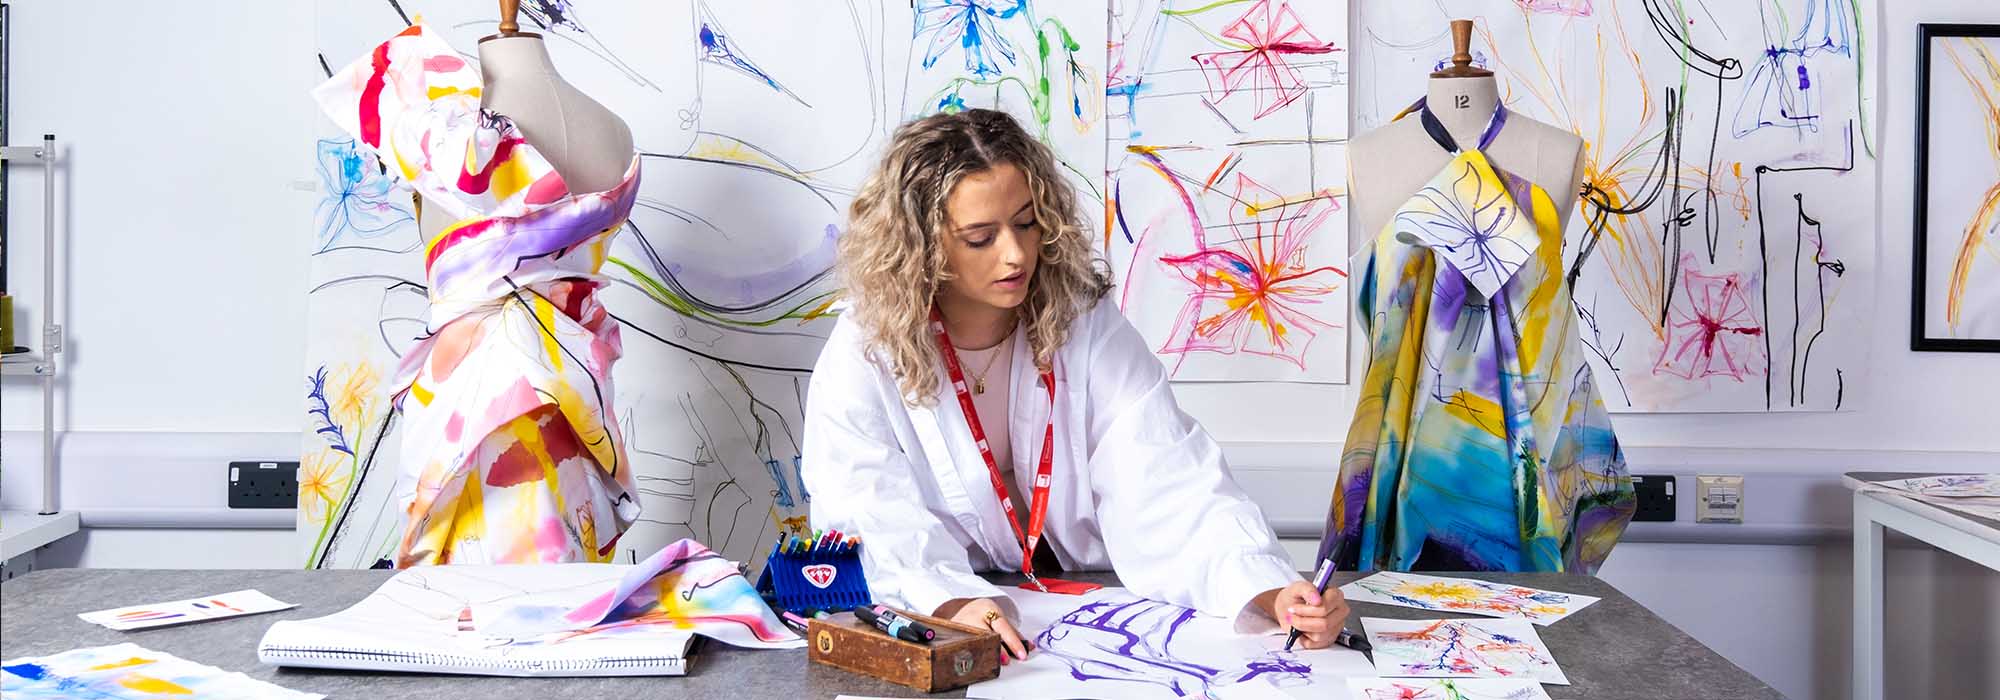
xmin=1319 ymin=104 xmax=1635 ymax=574
xmin=314 ymin=24 xmax=642 ymax=566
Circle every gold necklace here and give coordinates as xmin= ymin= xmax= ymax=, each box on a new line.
xmin=965 ymin=339 xmax=1008 ymax=395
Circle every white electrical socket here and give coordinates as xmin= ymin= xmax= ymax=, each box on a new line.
xmin=1696 ymin=475 xmax=1745 ymax=523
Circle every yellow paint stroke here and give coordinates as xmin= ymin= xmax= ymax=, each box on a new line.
xmin=117 ymin=674 xmax=193 ymax=695
xmin=532 ymin=294 xmax=565 ymax=374
xmin=802 ymin=296 xmax=839 ymax=323
xmin=1441 ymin=390 xmax=1506 ymax=438
xmin=426 ymin=85 xmax=482 ymax=101
xmin=409 ymin=379 xmax=435 ymax=406
xmin=85 ymin=657 xmax=155 ymax=671
xmin=1942 ymin=38 xmax=2000 ymax=331
xmin=488 ymin=157 xmax=536 ymax=202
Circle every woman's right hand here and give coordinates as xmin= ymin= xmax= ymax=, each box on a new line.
xmin=935 ymin=597 xmax=1032 ymax=663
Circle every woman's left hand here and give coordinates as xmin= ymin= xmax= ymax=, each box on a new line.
xmin=1257 ymin=580 xmax=1350 ymax=649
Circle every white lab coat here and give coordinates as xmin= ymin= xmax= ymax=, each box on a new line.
xmin=802 ymin=296 xmax=1299 ymax=630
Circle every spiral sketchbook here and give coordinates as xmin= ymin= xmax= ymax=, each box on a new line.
xmin=258 ymin=539 xmax=803 ymax=677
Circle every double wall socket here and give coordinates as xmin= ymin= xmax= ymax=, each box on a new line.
xmin=229 ymin=461 xmax=300 ymax=509
xmin=1695 ymin=475 xmax=1745 ymax=523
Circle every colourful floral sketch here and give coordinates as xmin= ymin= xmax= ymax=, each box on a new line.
xmin=1190 ymin=0 xmax=1339 ymax=119
xmin=1341 ymin=572 xmax=1600 ymax=625
xmin=1156 ymin=172 xmax=1346 ymax=370
xmin=1363 ymin=617 xmax=1568 ymax=685
xmin=916 ymin=0 xmax=1023 ymax=78
xmin=1655 ymin=256 xmax=1766 ymax=381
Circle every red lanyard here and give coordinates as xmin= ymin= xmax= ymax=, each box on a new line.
xmin=929 ymin=307 xmax=1056 ymax=592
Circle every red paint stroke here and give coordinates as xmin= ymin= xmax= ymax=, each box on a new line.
xmin=456 ymin=132 xmax=529 ymax=195
xmin=524 ymin=170 xmax=571 ymax=205
xmin=1191 ymin=0 xmax=1339 ymax=119
xmin=485 ymin=439 xmax=545 ymax=488
xmin=1654 ymin=256 xmax=1765 ymax=381
xmin=356 ymin=25 xmax=426 ymax=148
xmin=425 ymin=218 xmax=497 ymax=273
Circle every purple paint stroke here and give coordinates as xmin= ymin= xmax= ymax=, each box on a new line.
xmin=1235 ymin=651 xmax=1313 ymax=684
xmin=1035 ymin=596 xmax=1315 ymax=697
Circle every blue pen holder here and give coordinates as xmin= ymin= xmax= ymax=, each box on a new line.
xmin=757 ymin=540 xmax=872 ymax=614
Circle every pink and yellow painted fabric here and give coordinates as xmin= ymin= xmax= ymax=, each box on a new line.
xmin=313 ymin=24 xmax=642 ymax=566
xmin=479 ymin=539 xmax=803 ymax=648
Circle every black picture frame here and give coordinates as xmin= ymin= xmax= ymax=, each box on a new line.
xmin=1912 ymin=23 xmax=2000 ymax=352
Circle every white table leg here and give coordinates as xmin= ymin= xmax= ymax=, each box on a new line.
xmin=1852 ymin=494 xmax=1884 ymax=700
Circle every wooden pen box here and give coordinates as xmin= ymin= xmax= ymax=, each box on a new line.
xmin=806 ymin=609 xmax=1002 ymax=692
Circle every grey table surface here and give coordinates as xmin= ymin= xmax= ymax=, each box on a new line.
xmin=2 ymin=568 xmax=1783 ymax=699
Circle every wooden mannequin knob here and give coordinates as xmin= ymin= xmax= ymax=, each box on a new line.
xmin=1430 ymin=19 xmax=1494 ymax=78
xmin=1450 ymin=20 xmax=1473 ymax=67
xmin=498 ymin=0 xmax=520 ymax=36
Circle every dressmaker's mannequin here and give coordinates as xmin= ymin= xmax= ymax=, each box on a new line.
xmin=418 ymin=0 xmax=635 ymax=235
xmin=1347 ymin=21 xmax=1585 ymax=248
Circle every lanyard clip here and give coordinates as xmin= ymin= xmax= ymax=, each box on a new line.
xmin=1023 ymin=571 xmax=1050 ymax=593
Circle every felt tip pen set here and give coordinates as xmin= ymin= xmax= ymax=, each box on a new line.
xmin=756 ymin=529 xmax=872 ymax=615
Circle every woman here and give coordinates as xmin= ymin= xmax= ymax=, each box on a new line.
xmin=803 ymin=109 xmax=1346 ymax=661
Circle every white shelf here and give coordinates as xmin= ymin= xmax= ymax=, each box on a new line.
xmin=1 ymin=352 xmax=55 ymax=377
xmin=1 ymin=511 xmax=80 ymax=561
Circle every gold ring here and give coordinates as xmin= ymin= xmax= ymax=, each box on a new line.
xmin=982 ymin=610 xmax=1002 ymax=626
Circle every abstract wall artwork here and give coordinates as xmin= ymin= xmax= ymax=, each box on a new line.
xmin=301 ymin=1 xmax=1103 ymax=569
xmin=967 ymin=587 xmax=1376 ymax=699
xmin=1354 ymin=0 xmax=1879 ymax=411
xmin=1107 ymin=0 xmax=1352 ymax=382
xmin=1913 ymin=24 xmax=2000 ymax=352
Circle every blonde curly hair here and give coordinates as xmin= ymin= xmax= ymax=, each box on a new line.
xmin=840 ymin=108 xmax=1111 ymax=405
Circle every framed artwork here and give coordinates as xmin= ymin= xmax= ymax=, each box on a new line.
xmin=1913 ymin=23 xmax=2000 ymax=352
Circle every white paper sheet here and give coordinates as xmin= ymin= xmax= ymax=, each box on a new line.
xmin=967 ymin=587 xmax=1377 ymax=700
xmin=1868 ymin=474 xmax=2000 ymax=499
xmin=78 ymin=589 xmax=296 ymax=631
xmin=1339 ymin=573 xmax=1599 ymax=625
xmin=1861 ymin=474 xmax=2000 ymax=520
xmin=3 ymin=643 xmax=322 ymax=699
xmin=1362 ymin=617 xmax=1567 ymax=686
xmin=1346 ymin=677 xmax=1553 ymax=700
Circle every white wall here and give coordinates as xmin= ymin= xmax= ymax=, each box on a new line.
xmin=0 ymin=1 xmax=317 ymax=435
xmin=3 ymin=2 xmax=1998 ymax=700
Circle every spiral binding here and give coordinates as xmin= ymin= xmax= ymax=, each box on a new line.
xmin=258 ymin=645 xmax=685 ymax=673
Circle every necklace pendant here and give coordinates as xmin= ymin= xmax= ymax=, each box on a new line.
xmin=974 ymin=378 xmax=986 ymax=395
